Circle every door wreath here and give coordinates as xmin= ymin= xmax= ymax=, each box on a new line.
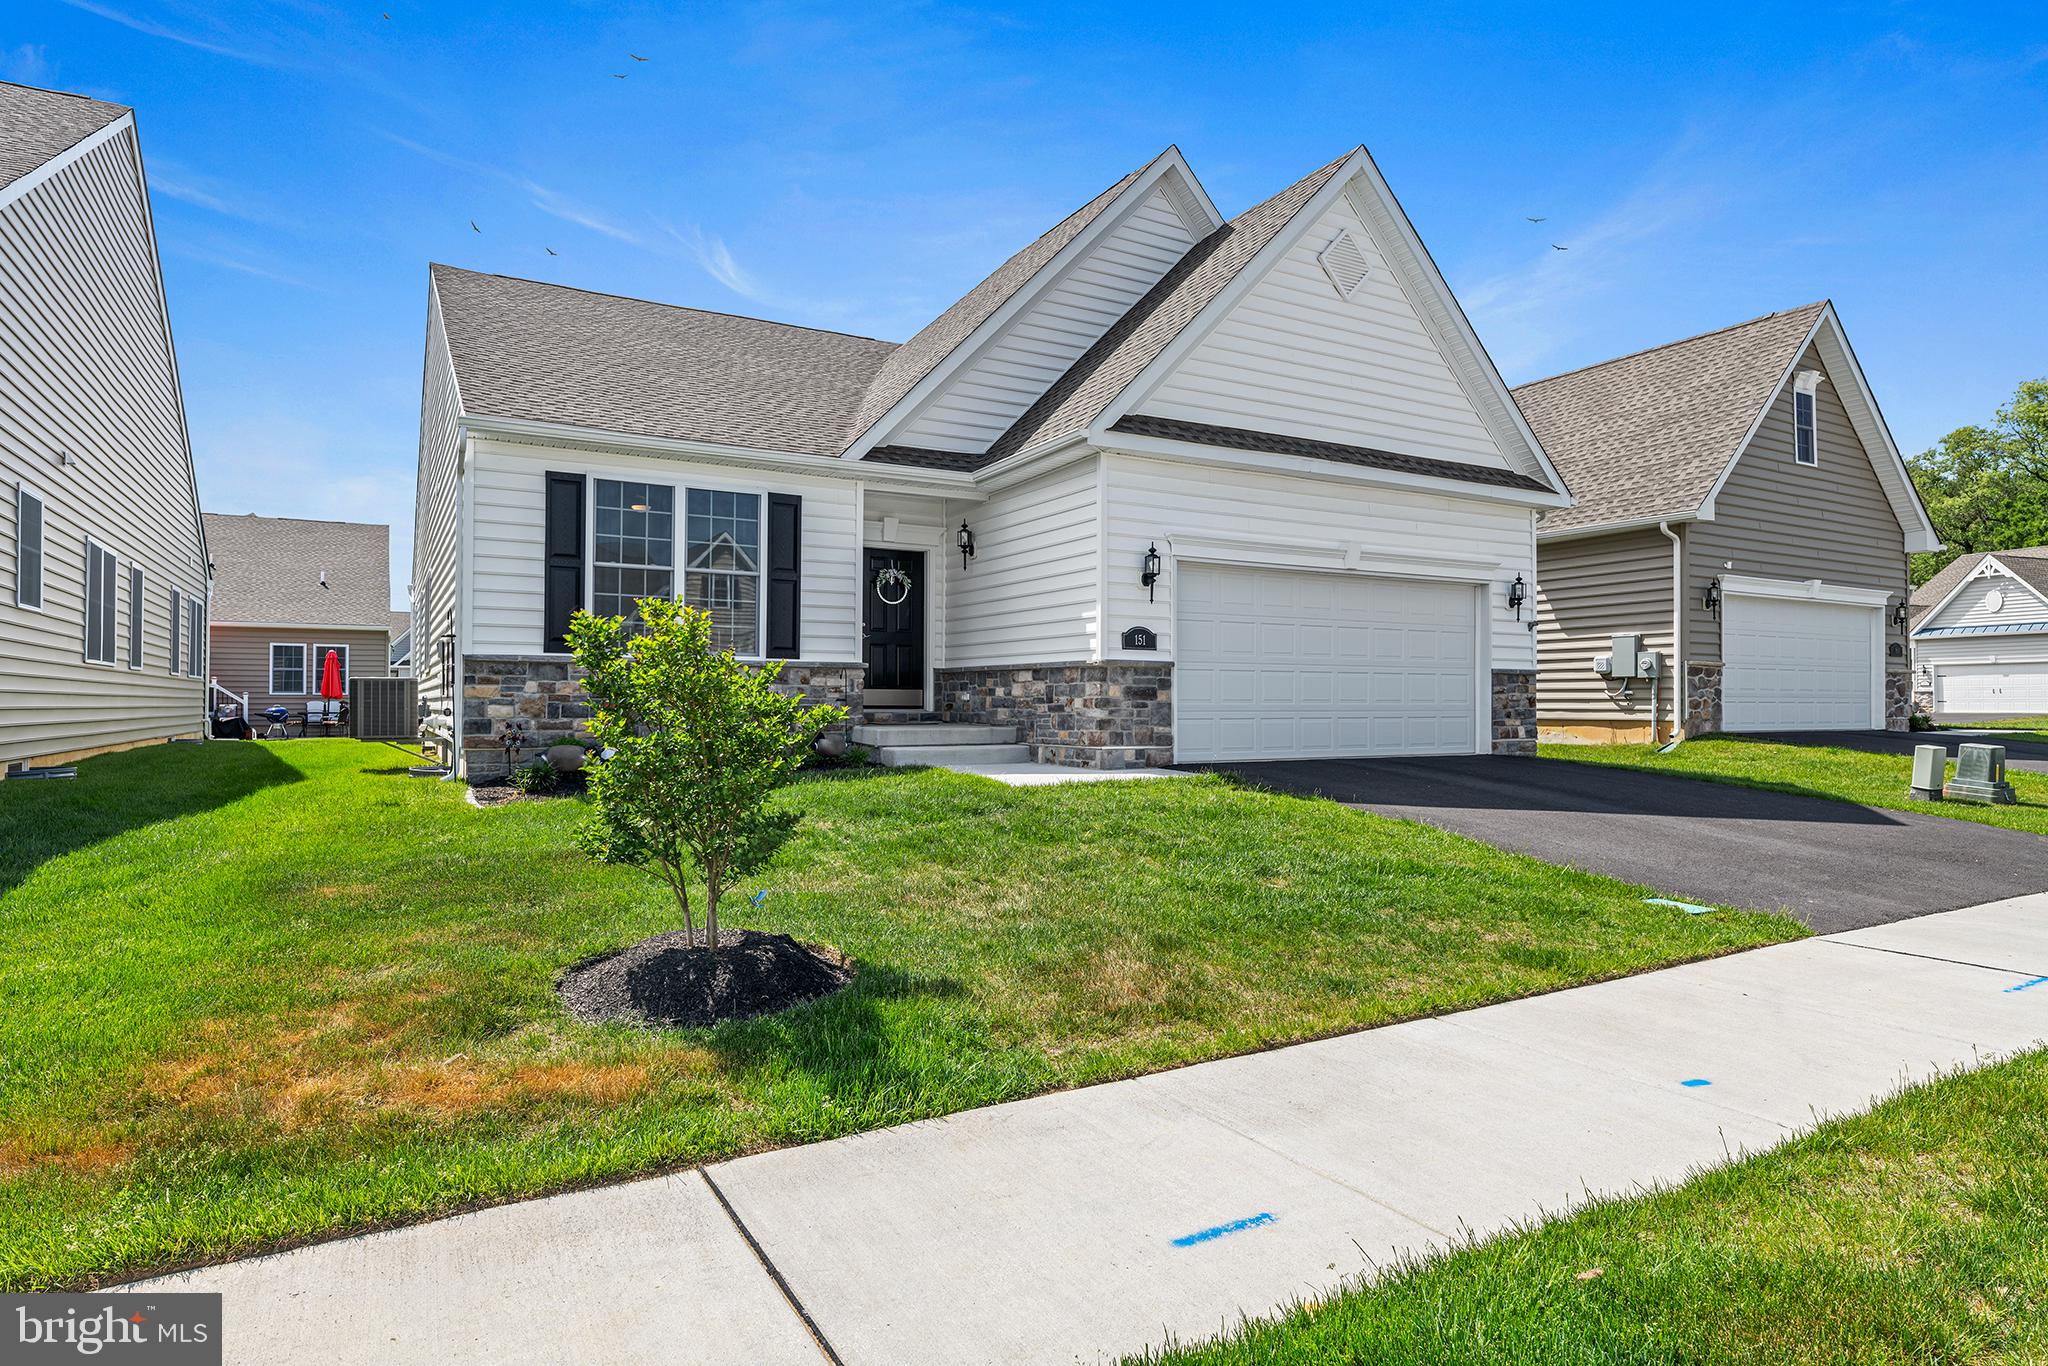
xmin=873 ymin=565 xmax=913 ymax=606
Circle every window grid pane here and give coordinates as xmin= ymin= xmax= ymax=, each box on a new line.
xmin=128 ymin=566 xmax=143 ymax=668
xmin=271 ymin=644 xmax=305 ymax=694
xmin=685 ymin=489 xmax=761 ymax=654
xmin=594 ymin=480 xmax=676 ymax=628
xmin=16 ymin=489 xmax=42 ymax=609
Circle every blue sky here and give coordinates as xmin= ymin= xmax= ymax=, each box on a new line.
xmin=15 ymin=2 xmax=2047 ymax=607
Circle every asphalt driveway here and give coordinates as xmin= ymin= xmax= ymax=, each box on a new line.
xmin=1734 ymin=729 xmax=2048 ymax=774
xmin=1203 ymin=755 xmax=2048 ymax=932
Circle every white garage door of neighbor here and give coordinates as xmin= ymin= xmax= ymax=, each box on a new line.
xmin=1934 ymin=664 xmax=2048 ymax=716
xmin=1722 ymin=594 xmax=1878 ymax=731
xmin=1175 ymin=563 xmax=1480 ymax=762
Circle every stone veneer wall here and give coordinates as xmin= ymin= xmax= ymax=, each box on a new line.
xmin=459 ymin=655 xmax=862 ymax=781
xmin=1490 ymin=669 xmax=1536 ymax=756
xmin=1886 ymin=668 xmax=1911 ymax=731
xmin=1685 ymin=661 xmax=1724 ymax=735
xmin=934 ymin=663 xmax=1172 ymax=769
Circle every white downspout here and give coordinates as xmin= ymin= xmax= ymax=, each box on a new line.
xmin=1658 ymin=520 xmax=1684 ymax=748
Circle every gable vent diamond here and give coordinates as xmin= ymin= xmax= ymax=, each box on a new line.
xmin=1317 ymin=228 xmax=1371 ymax=299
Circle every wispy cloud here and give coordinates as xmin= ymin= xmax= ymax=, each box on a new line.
xmin=54 ymin=0 xmax=287 ymax=68
xmin=664 ymin=224 xmax=767 ymax=300
xmin=0 ymin=43 xmax=51 ymax=83
xmin=168 ymin=242 xmax=320 ymax=290
xmin=149 ymin=160 xmax=297 ymax=229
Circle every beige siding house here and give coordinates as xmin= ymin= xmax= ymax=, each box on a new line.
xmin=413 ymin=145 xmax=1573 ymax=779
xmin=0 ymin=82 xmax=210 ymax=769
xmin=203 ymin=514 xmax=393 ymax=719
xmin=1908 ymin=548 xmax=2048 ymax=719
xmin=1518 ymin=303 xmax=1940 ymax=742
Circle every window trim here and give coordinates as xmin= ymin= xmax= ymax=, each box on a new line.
xmin=127 ymin=563 xmax=145 ymax=669
xmin=590 ymin=477 xmax=679 ymax=632
xmin=310 ymin=642 xmax=350 ymax=687
xmin=269 ymin=641 xmax=308 ymax=696
xmin=82 ymin=537 xmax=118 ymax=666
xmin=586 ymin=477 xmax=771 ymax=659
xmin=1792 ymin=371 xmax=1820 ymax=468
xmin=14 ymin=482 xmax=45 ymax=612
xmin=187 ymin=596 xmax=205 ymax=679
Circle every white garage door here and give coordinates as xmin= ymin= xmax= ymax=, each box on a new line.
xmin=1175 ymin=563 xmax=1480 ymax=762
xmin=1934 ymin=664 xmax=2048 ymax=716
xmin=1722 ymin=594 xmax=1878 ymax=731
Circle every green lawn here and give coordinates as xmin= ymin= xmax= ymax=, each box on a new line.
xmin=1940 ymin=716 xmax=2048 ymax=742
xmin=1130 ymin=1048 xmax=2048 ymax=1365
xmin=1 ymin=741 xmax=1798 ymax=1290
xmin=1543 ymin=735 xmax=2048 ymax=836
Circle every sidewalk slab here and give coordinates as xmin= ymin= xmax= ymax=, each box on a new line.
xmin=1827 ymin=891 xmax=2048 ymax=978
xmin=127 ymin=1172 xmax=820 ymax=1366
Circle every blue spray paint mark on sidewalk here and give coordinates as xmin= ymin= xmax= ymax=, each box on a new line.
xmin=2005 ymin=976 xmax=2048 ymax=994
xmin=1680 ymin=1078 xmax=1712 ymax=1088
xmin=1172 ymin=1212 xmax=1276 ymax=1247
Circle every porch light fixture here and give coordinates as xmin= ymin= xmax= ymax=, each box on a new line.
xmin=1507 ymin=573 xmax=1527 ymax=619
xmin=957 ymin=519 xmax=975 ymax=568
xmin=1891 ymin=600 xmax=1910 ymax=629
xmin=1141 ymin=543 xmax=1162 ymax=602
xmin=1703 ymin=576 xmax=1722 ymax=619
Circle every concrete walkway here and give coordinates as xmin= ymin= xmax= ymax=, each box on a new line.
xmin=134 ymin=896 xmax=2048 ymax=1365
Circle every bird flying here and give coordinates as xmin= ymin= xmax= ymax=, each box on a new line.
xmin=469 ymin=220 xmax=480 ymax=233
xmin=630 ymin=52 xmax=649 ymax=61
xmin=1525 ymin=215 xmax=1546 ymax=223
xmin=1551 ymin=243 xmax=1569 ymax=251
xmin=611 ymin=73 xmax=627 ymax=79
xmin=545 ymin=247 xmax=557 ymax=256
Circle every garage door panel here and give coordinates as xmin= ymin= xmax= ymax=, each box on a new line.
xmin=1935 ymin=664 xmax=2048 ymax=715
xmin=1177 ymin=564 xmax=1480 ymax=762
xmin=1723 ymin=595 xmax=1877 ymax=732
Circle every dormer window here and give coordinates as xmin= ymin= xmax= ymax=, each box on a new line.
xmin=1793 ymin=369 xmax=1821 ymax=466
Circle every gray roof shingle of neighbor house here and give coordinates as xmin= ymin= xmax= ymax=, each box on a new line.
xmin=203 ymin=513 xmax=391 ymax=628
xmin=0 ymin=80 xmax=129 ymax=191
xmin=428 ymin=148 xmax=1369 ymax=472
xmin=1910 ymin=546 xmax=2048 ymax=627
xmin=1513 ymin=301 xmax=1829 ymax=534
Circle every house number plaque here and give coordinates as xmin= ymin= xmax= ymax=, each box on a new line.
xmin=1120 ymin=626 xmax=1158 ymax=651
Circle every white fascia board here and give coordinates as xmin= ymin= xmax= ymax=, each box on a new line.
xmin=458 ymin=415 xmax=985 ymax=498
xmin=1719 ymin=572 xmax=1894 ymax=608
xmin=1697 ymin=306 xmax=1941 ymax=553
xmin=844 ymin=148 xmax=1222 ymax=462
xmin=1911 ymin=555 xmax=2048 ymax=634
xmin=1538 ymin=512 xmax=1702 ymax=543
xmin=1100 ymin=430 xmax=1572 ymax=509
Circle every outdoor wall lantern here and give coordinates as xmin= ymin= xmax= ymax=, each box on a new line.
xmin=1891 ymin=600 xmax=1910 ymax=629
xmin=1507 ymin=573 xmax=1527 ymax=619
xmin=957 ymin=520 xmax=976 ymax=568
xmin=1141 ymin=543 xmax=1163 ymax=601
xmin=1703 ymin=576 xmax=1722 ymax=619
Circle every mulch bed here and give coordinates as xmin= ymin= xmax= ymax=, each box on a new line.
xmin=556 ymin=927 xmax=855 ymax=1028
xmin=467 ymin=773 xmax=588 ymax=807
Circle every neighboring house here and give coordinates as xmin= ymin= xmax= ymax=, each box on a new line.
xmin=388 ymin=610 xmax=412 ymax=678
xmin=1519 ymin=303 xmax=1939 ymax=742
xmin=204 ymin=513 xmax=393 ymax=717
xmin=1908 ymin=548 xmax=2048 ymax=719
xmin=413 ymin=145 xmax=1572 ymax=779
xmin=0 ymin=82 xmax=210 ymax=769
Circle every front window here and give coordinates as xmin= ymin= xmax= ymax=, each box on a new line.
xmin=686 ymin=488 xmax=760 ymax=654
xmin=83 ymin=541 xmax=117 ymax=664
xmin=271 ymin=643 xmax=306 ymax=695
xmin=593 ymin=479 xmax=674 ymax=626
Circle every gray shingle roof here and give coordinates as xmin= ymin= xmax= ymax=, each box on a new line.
xmin=845 ymin=160 xmax=1152 ymax=446
xmin=0 ymin=81 xmax=129 ymax=193
xmin=984 ymin=152 xmax=1353 ymax=464
xmin=204 ymin=513 xmax=391 ymax=628
xmin=1910 ymin=546 xmax=2048 ymax=629
xmin=1514 ymin=302 xmax=1827 ymax=535
xmin=430 ymin=265 xmax=899 ymax=457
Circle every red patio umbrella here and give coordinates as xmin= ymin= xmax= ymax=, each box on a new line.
xmin=318 ymin=649 xmax=345 ymax=702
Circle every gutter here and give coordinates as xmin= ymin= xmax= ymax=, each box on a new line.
xmin=1658 ymin=520 xmax=1684 ymax=749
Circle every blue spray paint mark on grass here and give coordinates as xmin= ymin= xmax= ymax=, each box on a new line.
xmin=1680 ymin=1078 xmax=1712 ymax=1088
xmin=2005 ymin=976 xmax=2048 ymax=994
xmin=1172 ymin=1212 xmax=1276 ymax=1247
xmin=1645 ymin=898 xmax=1715 ymax=915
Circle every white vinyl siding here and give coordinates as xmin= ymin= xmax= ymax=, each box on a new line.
xmin=1176 ymin=563 xmax=1480 ymax=761
xmin=14 ymin=484 xmax=43 ymax=608
xmin=83 ymin=539 xmax=116 ymax=663
xmin=0 ymin=121 xmax=208 ymax=763
xmin=894 ymin=187 xmax=1200 ymax=453
xmin=126 ymin=563 xmax=143 ymax=667
xmin=1918 ymin=572 xmax=2048 ymax=632
xmin=411 ymin=290 xmax=465 ymax=732
xmin=270 ymin=643 xmax=306 ymax=695
xmin=1140 ymin=192 xmax=1509 ymax=468
xmin=465 ymin=440 xmax=861 ymax=663
xmin=941 ymin=457 xmax=1100 ymax=666
xmin=1101 ymin=452 xmax=1534 ymax=673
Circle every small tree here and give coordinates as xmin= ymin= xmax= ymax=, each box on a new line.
xmin=566 ymin=598 xmax=844 ymax=950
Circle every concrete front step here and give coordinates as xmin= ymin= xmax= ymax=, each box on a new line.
xmin=872 ymin=743 xmax=1032 ymax=768
xmin=850 ymin=723 xmax=1020 ymax=747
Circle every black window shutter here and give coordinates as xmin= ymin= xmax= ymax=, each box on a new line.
xmin=766 ymin=494 xmax=802 ymax=658
xmin=543 ymin=472 xmax=586 ymax=653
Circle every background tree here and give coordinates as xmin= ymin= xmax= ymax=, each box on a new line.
xmin=566 ymin=599 xmax=844 ymax=950
xmin=1908 ymin=378 xmax=2048 ymax=584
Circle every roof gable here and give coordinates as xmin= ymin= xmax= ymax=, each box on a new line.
xmin=1913 ymin=549 xmax=2048 ymax=634
xmin=1516 ymin=304 xmax=1825 ymax=535
xmin=0 ymin=81 xmax=128 ymax=197
xmin=204 ymin=513 xmax=392 ymax=627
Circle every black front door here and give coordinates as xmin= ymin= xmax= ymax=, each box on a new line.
xmin=864 ymin=548 xmax=925 ymax=704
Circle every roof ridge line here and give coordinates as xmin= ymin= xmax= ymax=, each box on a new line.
xmin=1513 ymin=300 xmax=1830 ymax=392
xmin=426 ymin=263 xmax=899 ymax=347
